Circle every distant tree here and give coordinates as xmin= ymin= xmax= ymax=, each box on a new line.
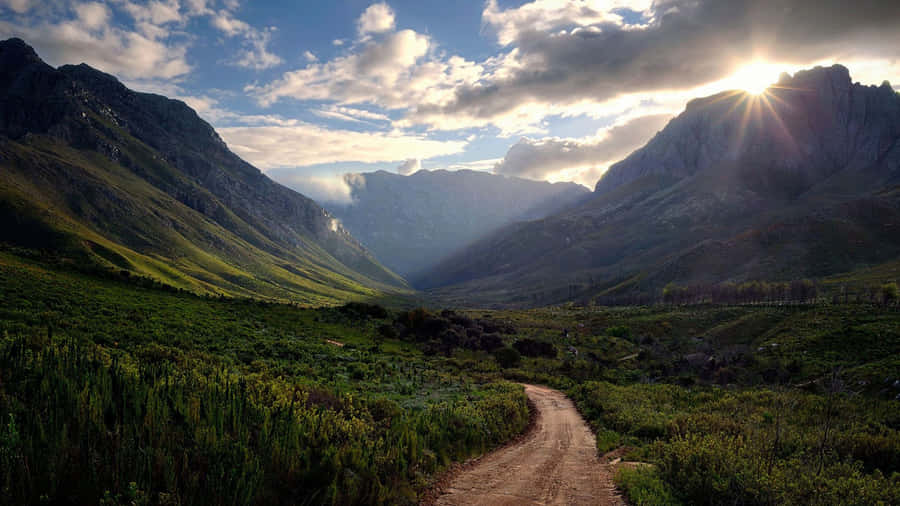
xmin=478 ymin=332 xmax=504 ymax=352
xmin=513 ymin=338 xmax=556 ymax=358
xmin=493 ymin=347 xmax=521 ymax=369
xmin=881 ymin=282 xmax=899 ymax=305
xmin=377 ymin=324 xmax=396 ymax=342
xmin=606 ymin=326 xmax=631 ymax=339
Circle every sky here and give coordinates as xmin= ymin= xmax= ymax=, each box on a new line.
xmin=2 ymin=0 xmax=900 ymax=203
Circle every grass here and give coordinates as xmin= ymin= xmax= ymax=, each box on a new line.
xmin=0 ymin=132 xmax=410 ymax=305
xmin=1 ymin=248 xmax=899 ymax=505
xmin=0 ymin=252 xmax=527 ymax=504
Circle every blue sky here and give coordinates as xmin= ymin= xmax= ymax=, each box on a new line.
xmin=2 ymin=0 xmax=900 ymax=203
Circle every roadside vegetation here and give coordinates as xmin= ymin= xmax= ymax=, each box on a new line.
xmin=1 ymin=249 xmax=898 ymax=505
xmin=0 ymin=253 xmax=528 ymax=505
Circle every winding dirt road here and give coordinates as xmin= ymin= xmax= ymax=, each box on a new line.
xmin=434 ymin=384 xmax=624 ymax=506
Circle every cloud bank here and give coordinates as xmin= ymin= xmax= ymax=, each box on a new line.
xmin=494 ymin=114 xmax=672 ymax=184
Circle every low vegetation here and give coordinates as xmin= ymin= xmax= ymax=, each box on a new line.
xmin=1 ymin=250 xmax=898 ymax=505
xmin=0 ymin=253 xmax=528 ymax=505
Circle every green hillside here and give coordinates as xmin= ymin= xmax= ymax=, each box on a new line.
xmin=0 ymin=38 xmax=408 ymax=305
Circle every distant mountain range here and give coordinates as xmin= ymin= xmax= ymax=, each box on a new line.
xmin=5 ymin=37 xmax=899 ymax=309
xmin=326 ymin=170 xmax=589 ymax=277
xmin=0 ymin=38 xmax=407 ymax=304
xmin=416 ymin=65 xmax=900 ymax=306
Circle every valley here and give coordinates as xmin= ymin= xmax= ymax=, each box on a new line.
xmin=1 ymin=17 xmax=899 ymax=506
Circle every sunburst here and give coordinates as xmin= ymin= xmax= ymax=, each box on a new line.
xmin=726 ymin=62 xmax=783 ymax=95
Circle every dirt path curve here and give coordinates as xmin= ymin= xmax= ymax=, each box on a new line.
xmin=434 ymin=384 xmax=624 ymax=506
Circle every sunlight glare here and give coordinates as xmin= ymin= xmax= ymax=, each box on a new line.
xmin=728 ymin=62 xmax=782 ymax=95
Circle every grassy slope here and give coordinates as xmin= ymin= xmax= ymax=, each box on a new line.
xmin=0 ymin=252 xmax=526 ymax=504
xmin=0 ymin=132 xmax=411 ymax=305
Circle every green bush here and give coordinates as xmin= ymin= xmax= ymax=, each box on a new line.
xmin=614 ymin=466 xmax=682 ymax=506
xmin=493 ymin=346 xmax=521 ymax=369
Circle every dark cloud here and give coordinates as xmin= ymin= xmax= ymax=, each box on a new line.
xmin=411 ymin=0 xmax=900 ymax=122
xmin=493 ymin=114 xmax=672 ymax=180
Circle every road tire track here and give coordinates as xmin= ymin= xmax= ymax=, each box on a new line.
xmin=432 ymin=384 xmax=624 ymax=506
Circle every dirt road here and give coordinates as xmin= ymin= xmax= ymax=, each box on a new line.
xmin=433 ymin=384 xmax=624 ymax=506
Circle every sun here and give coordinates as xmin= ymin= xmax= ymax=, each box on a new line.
xmin=728 ymin=62 xmax=782 ymax=95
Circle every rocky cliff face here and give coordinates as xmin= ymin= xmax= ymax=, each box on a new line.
xmin=0 ymin=38 xmax=405 ymax=301
xmin=597 ymin=65 xmax=900 ymax=195
xmin=328 ymin=169 xmax=590 ymax=277
xmin=418 ymin=65 xmax=900 ymax=307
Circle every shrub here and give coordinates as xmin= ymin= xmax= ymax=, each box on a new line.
xmin=513 ymin=338 xmax=556 ymax=358
xmin=615 ymin=466 xmax=682 ymax=506
xmin=493 ymin=347 xmax=521 ymax=369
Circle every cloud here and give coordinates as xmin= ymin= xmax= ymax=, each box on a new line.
xmin=0 ymin=16 xmax=191 ymax=80
xmin=184 ymin=0 xmax=211 ymax=16
xmin=396 ymin=158 xmax=422 ymax=175
xmin=249 ymin=28 xmax=469 ymax=108
xmin=493 ymin=113 xmax=672 ymax=184
xmin=444 ymin=158 xmax=504 ymax=172
xmin=211 ymin=11 xmax=250 ymax=36
xmin=0 ymin=0 xmax=284 ymax=81
xmin=275 ymin=173 xmax=361 ymax=205
xmin=217 ymin=122 xmax=467 ymax=168
xmin=358 ymin=3 xmax=395 ymax=36
xmin=248 ymin=3 xmax=484 ymax=120
xmin=303 ymin=50 xmax=317 ymax=62
xmin=314 ymin=105 xmax=391 ymax=124
xmin=74 ymin=2 xmax=110 ymax=31
xmin=209 ymin=10 xmax=282 ymax=69
xmin=0 ymin=0 xmax=31 ymax=14
xmin=232 ymin=27 xmax=282 ymax=69
xmin=119 ymin=0 xmax=182 ymax=26
xmin=407 ymin=0 xmax=900 ymax=131
xmin=483 ymin=0 xmax=653 ymax=46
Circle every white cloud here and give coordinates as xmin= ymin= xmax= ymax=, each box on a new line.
xmin=233 ymin=27 xmax=282 ymax=69
xmin=249 ymin=28 xmax=486 ymax=121
xmin=0 ymin=0 xmax=31 ymax=14
xmin=493 ymin=113 xmax=672 ymax=185
xmin=396 ymin=158 xmax=421 ymax=175
xmin=357 ymin=3 xmax=395 ymax=36
xmin=209 ymin=11 xmax=282 ymax=69
xmin=250 ymin=29 xmax=433 ymax=106
xmin=217 ymin=122 xmax=467 ymax=168
xmin=413 ymin=0 xmax=900 ymax=134
xmin=184 ymin=0 xmax=211 ymax=15
xmin=211 ymin=11 xmax=250 ymax=36
xmin=303 ymin=50 xmax=317 ymax=62
xmin=483 ymin=0 xmax=653 ymax=46
xmin=444 ymin=158 xmax=503 ymax=172
xmin=314 ymin=105 xmax=391 ymax=124
xmin=333 ymin=38 xmax=345 ymax=46
xmin=0 ymin=17 xmax=191 ymax=80
xmin=75 ymin=2 xmax=110 ymax=31
xmin=277 ymin=173 xmax=359 ymax=205
xmin=120 ymin=0 xmax=183 ymax=26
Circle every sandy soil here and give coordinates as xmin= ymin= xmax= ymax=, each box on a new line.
xmin=433 ymin=384 xmax=625 ymax=506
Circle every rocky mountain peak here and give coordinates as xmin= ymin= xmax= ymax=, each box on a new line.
xmin=0 ymin=38 xmax=405 ymax=294
xmin=596 ymin=65 xmax=900 ymax=194
xmin=0 ymin=38 xmax=42 ymax=70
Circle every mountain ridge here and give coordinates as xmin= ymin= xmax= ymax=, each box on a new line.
xmin=326 ymin=168 xmax=590 ymax=277
xmin=0 ymin=38 xmax=407 ymax=303
xmin=415 ymin=64 xmax=900 ymax=307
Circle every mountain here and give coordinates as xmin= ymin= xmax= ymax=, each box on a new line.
xmin=0 ymin=38 xmax=407 ymax=304
xmin=416 ymin=65 xmax=900 ymax=307
xmin=326 ymin=169 xmax=590 ymax=277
